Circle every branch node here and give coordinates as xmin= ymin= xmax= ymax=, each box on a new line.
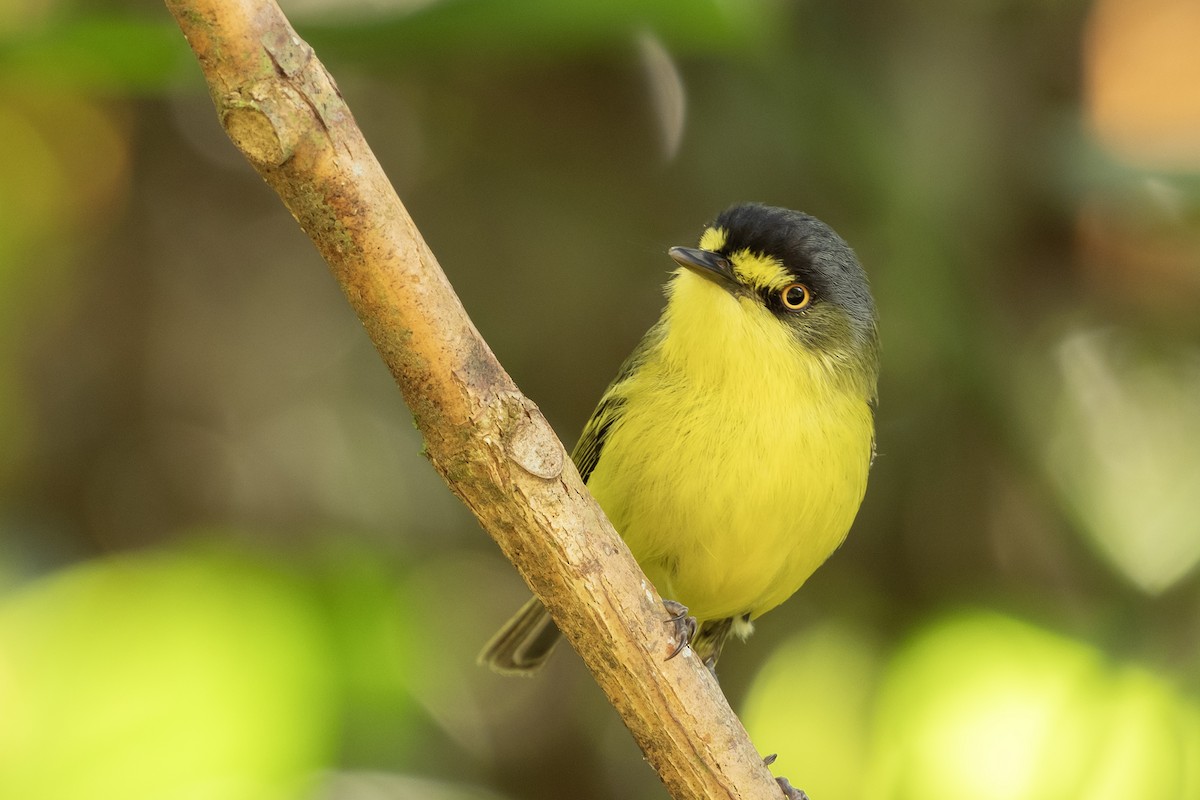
xmin=506 ymin=399 xmax=566 ymax=480
xmin=220 ymin=81 xmax=306 ymax=166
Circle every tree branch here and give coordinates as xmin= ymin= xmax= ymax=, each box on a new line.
xmin=164 ymin=2 xmax=784 ymax=797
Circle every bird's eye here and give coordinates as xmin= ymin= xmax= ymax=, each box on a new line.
xmin=780 ymin=283 xmax=812 ymax=311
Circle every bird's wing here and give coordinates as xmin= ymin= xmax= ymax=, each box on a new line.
xmin=570 ymin=319 xmax=665 ymax=483
xmin=572 ymin=392 xmax=625 ymax=483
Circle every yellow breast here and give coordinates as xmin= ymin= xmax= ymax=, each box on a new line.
xmin=584 ymin=270 xmax=875 ymax=623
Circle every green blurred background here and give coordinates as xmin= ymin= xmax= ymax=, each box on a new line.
xmin=3 ymin=0 xmax=1200 ymax=798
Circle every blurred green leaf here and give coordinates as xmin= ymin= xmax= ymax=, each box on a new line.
xmin=867 ymin=612 xmax=1200 ymax=800
xmin=0 ymin=0 xmax=780 ymax=94
xmin=0 ymin=18 xmax=191 ymax=92
xmin=302 ymin=0 xmax=780 ymax=61
xmin=0 ymin=546 xmax=338 ymax=799
xmin=1026 ymin=329 xmax=1200 ymax=593
xmin=742 ymin=621 xmax=883 ymax=800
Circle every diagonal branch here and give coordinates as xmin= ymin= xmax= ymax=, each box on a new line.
xmin=163 ymin=1 xmax=784 ymax=797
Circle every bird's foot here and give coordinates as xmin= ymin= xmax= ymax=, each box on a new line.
xmin=763 ymin=756 xmax=810 ymax=800
xmin=775 ymin=776 xmax=810 ymax=800
xmin=663 ymin=599 xmax=697 ymax=660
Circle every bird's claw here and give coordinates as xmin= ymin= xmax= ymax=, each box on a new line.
xmin=775 ymin=776 xmax=810 ymax=800
xmin=663 ymin=599 xmax=697 ymax=660
xmin=765 ymin=756 xmax=809 ymax=799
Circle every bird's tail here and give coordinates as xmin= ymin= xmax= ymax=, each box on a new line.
xmin=692 ymin=616 xmax=743 ymax=669
xmin=478 ymin=595 xmax=562 ymax=675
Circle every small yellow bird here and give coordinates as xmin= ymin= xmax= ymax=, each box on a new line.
xmin=481 ymin=203 xmax=879 ymax=673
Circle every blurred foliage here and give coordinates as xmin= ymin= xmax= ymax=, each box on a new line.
xmin=744 ymin=612 xmax=1200 ymax=800
xmin=867 ymin=612 xmax=1200 ymax=800
xmin=0 ymin=545 xmax=339 ymax=798
xmin=2 ymin=0 xmax=1200 ymax=798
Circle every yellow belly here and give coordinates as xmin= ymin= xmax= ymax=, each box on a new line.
xmin=584 ymin=274 xmax=874 ymax=623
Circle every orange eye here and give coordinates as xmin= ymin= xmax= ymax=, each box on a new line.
xmin=780 ymin=283 xmax=812 ymax=311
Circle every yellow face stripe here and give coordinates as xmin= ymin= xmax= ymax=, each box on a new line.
xmin=696 ymin=226 xmax=791 ymax=292
xmin=729 ymin=250 xmax=791 ymax=292
xmin=698 ymin=226 xmax=726 ymax=252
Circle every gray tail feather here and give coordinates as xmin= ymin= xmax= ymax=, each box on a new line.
xmin=692 ymin=617 xmax=737 ymax=670
xmin=478 ymin=596 xmax=562 ymax=675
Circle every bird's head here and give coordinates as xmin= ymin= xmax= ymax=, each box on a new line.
xmin=666 ymin=203 xmax=879 ymax=400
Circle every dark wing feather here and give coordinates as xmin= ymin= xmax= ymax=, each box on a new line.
xmin=570 ymin=319 xmax=665 ymax=483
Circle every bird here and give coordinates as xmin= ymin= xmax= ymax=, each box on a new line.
xmin=480 ymin=202 xmax=879 ymax=674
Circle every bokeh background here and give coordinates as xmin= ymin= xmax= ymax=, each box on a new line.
xmin=3 ymin=0 xmax=1200 ymax=798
